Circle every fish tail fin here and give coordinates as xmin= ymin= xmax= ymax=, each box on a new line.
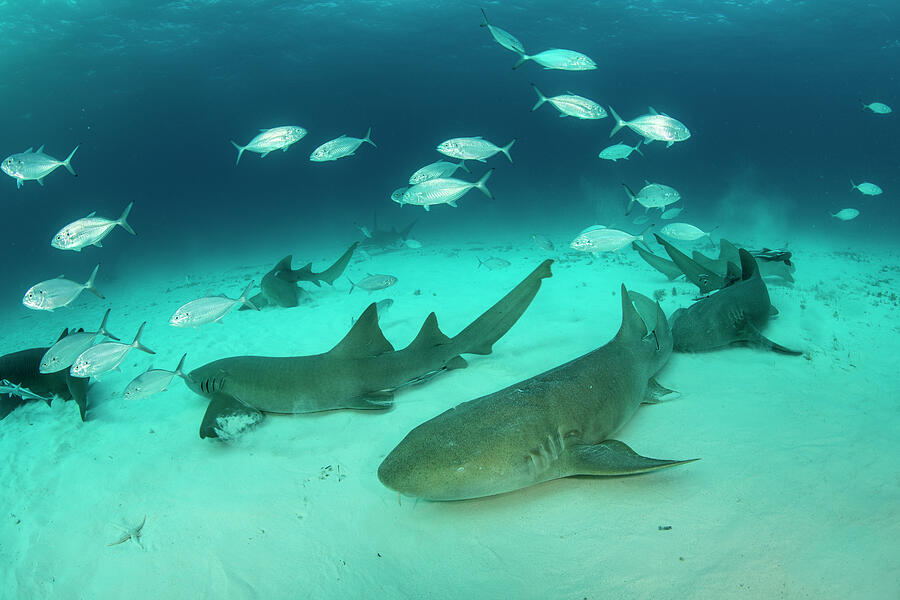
xmin=480 ymin=8 xmax=490 ymax=27
xmin=231 ymin=141 xmax=245 ymax=166
xmin=477 ymin=256 xmax=484 ymax=268
xmin=474 ymin=169 xmax=494 ymax=199
xmin=83 ymin=264 xmax=105 ymax=299
xmin=238 ymin=281 xmax=259 ymax=310
xmin=457 ymin=159 xmax=470 ymax=173
xmin=512 ymin=52 xmax=530 ymax=70
xmin=363 ymin=127 xmax=376 ymax=148
xmin=500 ymin=139 xmax=515 ymax=163
xmin=173 ymin=353 xmax=188 ymax=380
xmin=131 ymin=322 xmax=156 ymax=355
xmin=622 ymin=183 xmax=637 ymax=215
xmin=98 ymin=308 xmax=120 ymax=341
xmin=608 ymin=106 xmax=625 ymax=138
xmin=347 ymin=277 xmax=356 ymax=295
xmin=530 ymin=83 xmax=547 ymax=112
xmin=633 ymin=140 xmax=644 ymax=156
xmin=634 ymin=224 xmax=655 ymax=244
xmin=849 ymin=178 xmax=856 ymax=190
xmin=62 ymin=145 xmax=79 ymax=176
xmin=117 ymin=202 xmax=136 ymax=235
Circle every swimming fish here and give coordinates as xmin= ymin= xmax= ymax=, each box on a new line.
xmin=390 ymin=187 xmax=409 ymax=203
xmin=395 ymin=170 xmax=493 ymax=211
xmin=124 ymin=354 xmax=188 ymax=401
xmin=409 ymin=160 xmax=469 ymax=185
xmin=623 ymin=182 xmax=681 ymax=215
xmin=2 ymin=145 xmax=78 ymax=188
xmin=659 ymin=222 xmax=711 ymax=241
xmin=530 ymin=84 xmax=607 ymax=119
xmin=532 ymin=233 xmax=555 ymax=251
xmin=479 ymin=8 xmax=525 ymax=54
xmin=477 ymin=257 xmax=511 ymax=270
xmin=230 ymin=126 xmax=307 ymax=165
xmin=70 ymin=322 xmax=155 ymax=378
xmin=169 ymin=282 xmax=258 ymax=327
xmin=436 ymin=137 xmax=515 ymax=163
xmin=51 ymin=202 xmax=136 ymax=251
xmin=310 ymin=128 xmax=376 ymax=162
xmin=513 ymin=49 xmax=596 ymax=71
xmin=598 ymin=141 xmax=643 ymax=161
xmin=570 ymin=226 xmax=649 ymax=253
xmin=23 ymin=265 xmax=104 ymax=311
xmin=348 ymin=274 xmax=397 ymax=294
xmin=831 ymin=208 xmax=859 ymax=221
xmin=861 ymin=101 xmax=892 ymax=114
xmin=850 ymin=179 xmax=882 ymax=196
xmin=608 ymin=107 xmax=690 ymax=147
xmin=660 ymin=206 xmax=683 ymax=220
xmin=40 ymin=309 xmax=120 ymax=373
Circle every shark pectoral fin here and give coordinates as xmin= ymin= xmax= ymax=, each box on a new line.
xmin=570 ymin=440 xmax=698 ymax=476
xmin=642 ymin=378 xmax=680 ymax=404
xmin=346 ymin=391 xmax=394 ymax=410
xmin=199 ymin=393 xmax=264 ymax=439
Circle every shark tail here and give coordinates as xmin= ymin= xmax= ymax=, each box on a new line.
xmin=130 ymin=322 xmax=156 ymax=355
xmin=452 ymin=259 xmax=553 ymax=355
xmin=530 ymin=84 xmax=548 ymax=112
xmin=117 ymin=202 xmax=136 ymax=235
xmin=315 ymin=242 xmax=358 ymax=286
xmin=83 ymin=264 xmax=105 ymax=299
xmin=231 ymin=141 xmax=245 ymax=166
xmin=62 ymin=145 xmax=79 ymax=176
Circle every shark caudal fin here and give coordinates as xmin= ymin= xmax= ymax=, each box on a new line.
xmin=452 ymin=259 xmax=553 ymax=355
xmin=632 ymin=242 xmax=682 ymax=281
xmin=654 ymin=234 xmax=724 ymax=294
xmin=315 ymin=242 xmax=358 ymax=286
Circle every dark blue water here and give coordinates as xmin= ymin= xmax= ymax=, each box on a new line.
xmin=2 ymin=0 xmax=899 ymax=294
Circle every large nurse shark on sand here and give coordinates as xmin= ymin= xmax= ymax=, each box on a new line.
xmin=187 ymin=260 xmax=553 ymax=439
xmin=378 ymin=286 xmax=696 ymax=501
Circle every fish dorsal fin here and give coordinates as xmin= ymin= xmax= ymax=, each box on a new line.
xmin=648 ymin=107 xmax=659 ymax=115
xmin=406 ymin=312 xmax=452 ymax=352
xmin=24 ymin=147 xmax=33 ymax=153
xmin=739 ymin=249 xmax=758 ymax=281
xmin=329 ymin=304 xmax=395 ymax=357
xmin=36 ymin=144 xmax=45 ymax=153
xmin=56 ymin=328 xmax=70 ymax=343
xmin=259 ymin=128 xmax=268 ymax=132
xmin=86 ymin=211 xmax=96 ymax=218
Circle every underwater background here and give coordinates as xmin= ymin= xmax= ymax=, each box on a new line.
xmin=2 ymin=1 xmax=899 ymax=599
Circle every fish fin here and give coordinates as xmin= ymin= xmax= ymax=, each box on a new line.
xmin=65 ymin=374 xmax=89 ymax=421
xmin=230 ymin=141 xmax=245 ymax=166
xmin=405 ymin=312 xmax=452 ymax=353
xmin=501 ymin=139 xmax=515 ymax=163
xmin=239 ymin=292 xmax=269 ymax=311
xmin=512 ymin=52 xmax=530 ymax=69
xmin=666 ymin=141 xmax=674 ymax=148
xmin=642 ymin=378 xmax=680 ymax=404
xmin=648 ymin=106 xmax=659 ymax=114
xmin=24 ymin=146 xmax=33 ymax=153
xmin=260 ymin=151 xmax=270 ymax=158
xmin=632 ymin=140 xmax=644 ymax=156
xmin=199 ymin=393 xmax=264 ymax=440
xmin=94 ymin=241 xmax=103 ymax=248
xmin=314 ymin=242 xmax=358 ymax=286
xmin=362 ymin=127 xmax=376 ymax=147
xmin=36 ymin=144 xmax=45 ymax=153
xmin=84 ymin=264 xmax=106 ymax=299
xmin=62 ymin=145 xmax=78 ymax=176
xmin=569 ymin=440 xmax=698 ymax=476
xmin=643 ymin=137 xmax=654 ymax=144
xmin=447 ymin=199 xmax=458 ymax=207
xmin=329 ymin=304 xmax=395 ymax=357
xmin=474 ymin=168 xmax=494 ymax=199
xmin=129 ymin=322 xmax=155 ymax=355
xmin=173 ymin=353 xmax=188 ymax=380
xmin=530 ymin=83 xmax=547 ymax=111
xmin=614 ymin=284 xmax=648 ymax=344
xmin=86 ymin=211 xmax=96 ymax=217
xmin=744 ymin=324 xmax=803 ymax=356
xmin=16 ymin=179 xmax=23 ymax=189
xmin=117 ymin=202 xmax=136 ymax=235
xmin=621 ymin=182 xmax=637 ymax=215
xmin=346 ymin=391 xmax=394 ymax=410
xmin=480 ymin=8 xmax=490 ymax=26
xmin=237 ymin=281 xmax=258 ymax=311
xmin=423 ymin=205 xmax=430 ymax=211
xmin=608 ymin=106 xmax=625 ymax=137
xmin=37 ymin=177 xmax=44 ymax=186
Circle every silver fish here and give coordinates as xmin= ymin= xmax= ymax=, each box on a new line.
xmin=123 ymin=354 xmax=187 ymax=401
xmin=230 ymin=126 xmax=307 ymax=165
xmin=571 ymin=226 xmax=649 ymax=253
xmin=609 ymin=107 xmax=691 ymax=147
xmin=169 ymin=282 xmax=257 ymax=327
xmin=23 ymin=264 xmax=104 ymax=311
xmin=480 ymin=9 xmax=525 ymax=54
xmin=395 ymin=170 xmax=493 ymax=211
xmin=390 ymin=187 xmax=409 ymax=203
xmin=51 ymin=202 xmax=136 ymax=251
xmin=850 ymin=179 xmax=882 ymax=196
xmin=436 ymin=137 xmax=515 ymax=163
xmin=623 ymin=182 xmax=681 ymax=214
xmin=310 ymin=128 xmax=376 ymax=162
xmin=660 ymin=206 xmax=683 ymax=220
xmin=531 ymin=84 xmax=607 ymax=119
xmin=478 ymin=257 xmax=511 ymax=270
xmin=659 ymin=222 xmax=711 ymax=241
xmin=598 ymin=141 xmax=643 ymax=161
xmin=2 ymin=144 xmax=78 ymax=188
xmin=831 ymin=208 xmax=859 ymax=221
xmin=532 ymin=233 xmax=555 ymax=252
xmin=513 ymin=48 xmax=596 ymax=71
xmin=40 ymin=309 xmax=120 ymax=373
xmin=862 ymin=101 xmax=891 ymax=114
xmin=70 ymin=322 xmax=156 ymax=378
xmin=0 ymin=380 xmax=54 ymax=403
xmin=409 ymin=160 xmax=469 ymax=185
xmin=348 ymin=273 xmax=397 ymax=294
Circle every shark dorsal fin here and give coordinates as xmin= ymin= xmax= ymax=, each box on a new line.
xmin=329 ymin=304 xmax=395 ymax=357
xmin=718 ymin=238 xmax=740 ymax=263
xmin=626 ymin=290 xmax=658 ymax=338
xmin=724 ymin=261 xmax=742 ymax=286
xmin=616 ymin=284 xmax=647 ymax=342
xmin=739 ymin=249 xmax=758 ymax=281
xmin=406 ymin=313 xmax=452 ymax=352
xmin=273 ymin=255 xmax=293 ymax=272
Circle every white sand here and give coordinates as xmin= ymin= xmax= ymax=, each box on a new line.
xmin=1 ymin=226 xmax=898 ymax=599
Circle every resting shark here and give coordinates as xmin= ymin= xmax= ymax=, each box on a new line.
xmin=187 ymin=260 xmax=553 ymax=439
xmin=693 ymin=239 xmax=795 ymax=284
xmin=378 ymin=286 xmax=696 ymax=501
xmin=670 ymin=249 xmax=801 ymax=355
xmin=243 ymin=242 xmax=358 ymax=309
xmin=653 ymin=234 xmax=739 ymax=294
xmin=1 ymin=330 xmax=91 ymax=421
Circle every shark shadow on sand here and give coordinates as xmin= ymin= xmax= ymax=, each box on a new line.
xmin=188 ymin=260 xmax=554 ymax=439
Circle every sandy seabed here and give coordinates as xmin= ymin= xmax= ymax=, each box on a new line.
xmin=1 ymin=222 xmax=898 ymax=600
